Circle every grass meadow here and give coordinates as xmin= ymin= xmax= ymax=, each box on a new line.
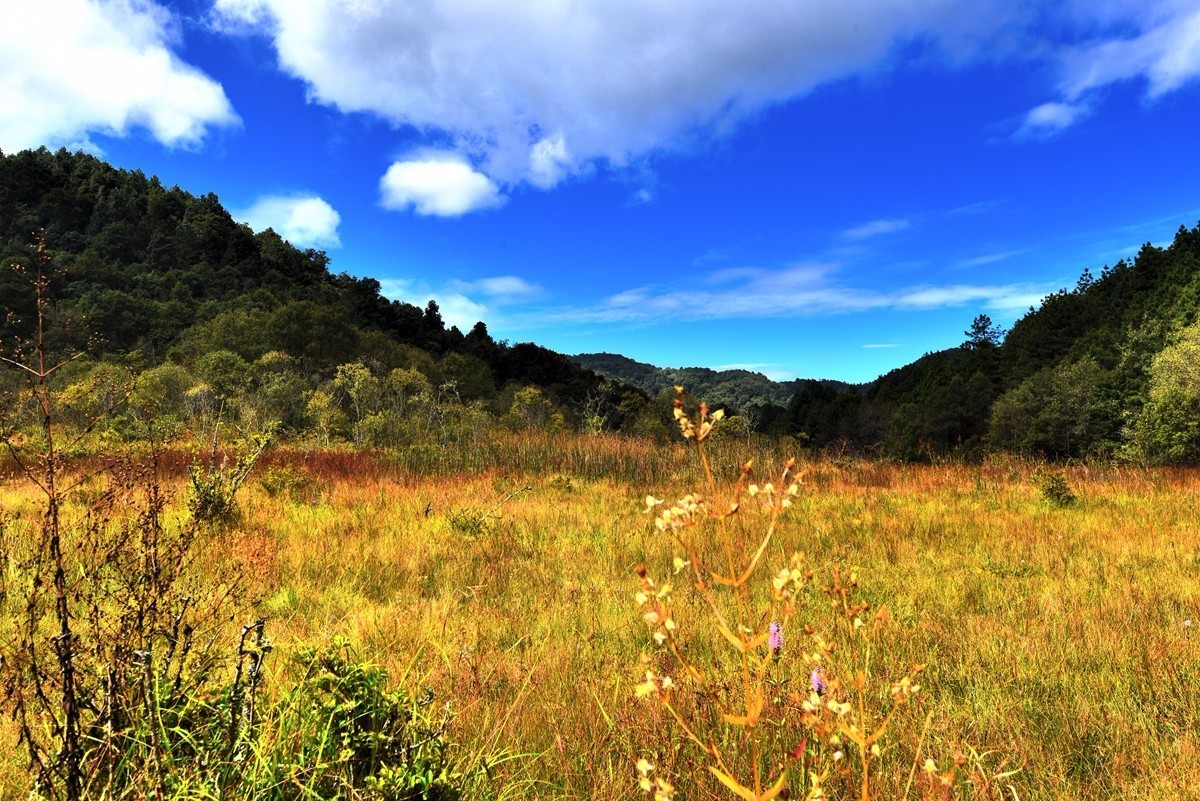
xmin=3 ymin=430 xmax=1200 ymax=799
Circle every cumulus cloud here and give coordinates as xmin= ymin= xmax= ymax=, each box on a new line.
xmin=211 ymin=0 xmax=1002 ymax=188
xmin=380 ymin=156 xmax=505 ymax=216
xmin=0 ymin=0 xmax=237 ymax=152
xmin=236 ymin=194 xmax=342 ymax=248
xmin=202 ymin=0 xmax=1200 ymax=191
xmin=377 ymin=273 xmax=542 ymax=330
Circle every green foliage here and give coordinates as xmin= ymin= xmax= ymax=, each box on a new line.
xmin=195 ymin=349 xmax=253 ymax=401
xmin=129 ymin=361 xmax=195 ymax=421
xmin=989 ymin=357 xmax=1107 ymax=457
xmin=265 ymin=640 xmax=461 ymax=801
xmin=574 ymin=352 xmax=857 ymax=411
xmin=1129 ymin=318 xmax=1200 ymax=462
xmin=188 ymin=432 xmax=272 ymax=525
xmin=9 ymin=148 xmax=1200 ymax=460
xmin=504 ymin=385 xmax=563 ymax=431
xmin=1037 ymin=468 xmax=1077 ymax=508
xmin=259 ymin=464 xmax=328 ymax=504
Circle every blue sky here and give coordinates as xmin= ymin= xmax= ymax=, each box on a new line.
xmin=3 ymin=0 xmax=1199 ymax=382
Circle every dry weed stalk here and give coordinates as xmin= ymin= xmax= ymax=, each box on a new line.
xmin=634 ymin=389 xmax=927 ymax=801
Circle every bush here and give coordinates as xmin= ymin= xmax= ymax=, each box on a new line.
xmin=264 ymin=640 xmax=461 ymax=801
xmin=1037 ymin=469 xmax=1076 ymax=508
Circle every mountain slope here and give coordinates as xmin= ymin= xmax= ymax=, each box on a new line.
xmin=572 ymin=352 xmax=856 ymax=410
xmin=0 ymin=147 xmax=654 ymax=436
xmin=773 ymin=222 xmax=1200 ymax=458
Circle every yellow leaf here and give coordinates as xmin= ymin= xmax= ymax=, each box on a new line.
xmin=708 ymin=767 xmax=757 ymax=801
xmin=711 ymin=571 xmax=738 ymax=586
xmin=744 ymin=631 xmax=768 ymax=652
xmin=760 ymin=770 xmax=789 ymax=801
xmin=716 ymin=622 xmax=746 ymax=653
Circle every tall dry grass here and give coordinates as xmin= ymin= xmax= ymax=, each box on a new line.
xmin=3 ymin=430 xmax=1199 ymax=798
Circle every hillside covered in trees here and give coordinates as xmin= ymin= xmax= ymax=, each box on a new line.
xmin=572 ymin=352 xmax=858 ymax=412
xmin=758 ymin=223 xmax=1200 ymax=461
xmin=0 ymin=147 xmax=662 ymax=444
xmin=3 ymin=147 xmax=1200 ymax=462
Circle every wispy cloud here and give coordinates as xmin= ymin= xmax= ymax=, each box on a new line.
xmin=450 ymin=275 xmax=545 ymax=303
xmin=1015 ymin=101 xmax=1091 ymax=138
xmin=861 ymin=343 xmax=902 ymax=349
xmin=894 ymin=284 xmax=1044 ymax=311
xmin=549 ymin=263 xmax=1053 ymax=325
xmin=1020 ymin=3 xmax=1200 ymax=135
xmin=954 ymin=250 xmax=1024 ymax=269
xmin=843 ymin=218 xmax=911 ymax=240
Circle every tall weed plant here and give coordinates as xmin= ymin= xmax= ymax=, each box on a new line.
xmin=634 ymin=390 xmax=934 ymax=801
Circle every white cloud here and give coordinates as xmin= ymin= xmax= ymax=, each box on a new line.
xmin=0 ymin=0 xmax=237 ymax=152
xmin=427 ymin=293 xmax=490 ymax=331
xmin=954 ymin=250 xmax=1024 ymax=269
xmin=377 ymin=273 xmax=541 ymax=330
xmin=1059 ymin=5 xmax=1200 ymax=99
xmin=894 ymin=284 xmax=1045 ymax=311
xmin=379 ymin=156 xmax=505 ymax=216
xmin=377 ymin=278 xmax=488 ymax=329
xmin=236 ymin=194 xmax=342 ymax=248
xmin=212 ymin=0 xmax=1005 ymax=188
xmin=843 ymin=218 xmax=912 ymax=240
xmin=1017 ymin=101 xmax=1092 ymax=137
xmin=862 ymin=343 xmax=903 ymax=349
xmin=528 ymin=133 xmax=573 ymax=189
xmin=554 ymin=262 xmax=1052 ymax=324
xmin=1020 ymin=2 xmax=1200 ymax=134
xmin=453 ymin=276 xmax=544 ymax=302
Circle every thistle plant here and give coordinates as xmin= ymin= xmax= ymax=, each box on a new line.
xmin=634 ymin=389 xmax=927 ymax=801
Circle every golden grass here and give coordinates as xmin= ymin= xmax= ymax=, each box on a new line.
xmin=3 ymin=440 xmax=1200 ymax=799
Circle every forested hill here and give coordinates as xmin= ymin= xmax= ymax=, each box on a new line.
xmin=0 ymin=147 xmax=659 ymax=439
xmin=572 ymin=352 xmax=858 ymax=410
xmin=767 ymin=222 xmax=1200 ymax=462
xmin=4 ymin=147 xmax=1200 ymax=462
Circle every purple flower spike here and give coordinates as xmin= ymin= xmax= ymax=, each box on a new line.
xmin=811 ymin=665 xmax=827 ymax=696
xmin=769 ymin=621 xmax=783 ymax=657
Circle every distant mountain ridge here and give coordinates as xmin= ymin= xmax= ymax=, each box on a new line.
xmin=571 ymin=352 xmax=858 ymax=410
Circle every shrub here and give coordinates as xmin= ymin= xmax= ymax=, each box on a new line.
xmin=263 ymin=640 xmax=461 ymax=801
xmin=1037 ymin=469 xmax=1076 ymax=508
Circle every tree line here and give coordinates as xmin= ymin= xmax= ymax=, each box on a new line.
xmin=4 ymin=147 xmax=1200 ymax=461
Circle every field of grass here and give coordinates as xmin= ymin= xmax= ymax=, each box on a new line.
xmin=3 ymin=429 xmax=1200 ymax=799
